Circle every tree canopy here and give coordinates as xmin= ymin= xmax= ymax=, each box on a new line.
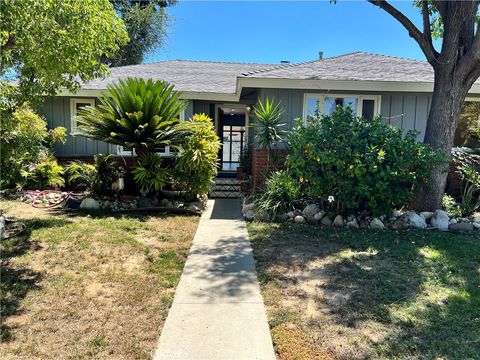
xmin=0 ymin=0 xmax=129 ymax=106
xmin=109 ymin=0 xmax=176 ymax=66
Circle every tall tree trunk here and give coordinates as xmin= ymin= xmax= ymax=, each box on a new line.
xmin=411 ymin=68 xmax=469 ymax=211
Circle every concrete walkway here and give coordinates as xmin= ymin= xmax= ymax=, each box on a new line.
xmin=154 ymin=199 xmax=276 ymax=360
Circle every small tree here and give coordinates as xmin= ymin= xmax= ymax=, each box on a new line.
xmin=252 ymin=97 xmax=286 ymax=173
xmin=77 ymin=78 xmax=188 ymax=153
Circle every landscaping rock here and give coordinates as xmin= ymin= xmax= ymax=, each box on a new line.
xmin=370 ymin=218 xmax=385 ymax=230
xmin=333 ymin=215 xmax=344 ymax=227
xmin=314 ymin=211 xmax=326 ymax=222
xmin=242 ymin=202 xmax=255 ymax=213
xmin=393 ymin=210 xmax=404 ymax=217
xmin=303 ymin=204 xmax=320 ymax=221
xmin=346 ymin=218 xmax=359 ymax=228
xmin=287 ymin=211 xmax=295 ymax=219
xmin=450 ymin=218 xmax=458 ymax=224
xmin=244 ymin=209 xmax=255 ymax=221
xmin=293 ymin=209 xmax=303 ymax=216
xmin=473 ymin=222 xmax=480 ymax=230
xmin=294 ymin=215 xmax=305 ymax=224
xmin=80 ymin=198 xmax=100 ymax=210
xmin=391 ymin=219 xmax=409 ymax=230
xmin=431 ymin=209 xmax=449 ymax=231
xmin=420 ymin=211 xmax=434 ymax=220
xmin=404 ymin=211 xmax=427 ymax=229
xmin=449 ymin=222 xmax=474 ymax=232
xmin=321 ymin=216 xmax=332 ymax=227
xmin=187 ymin=204 xmax=200 ymax=212
xmin=159 ymin=199 xmax=173 ymax=208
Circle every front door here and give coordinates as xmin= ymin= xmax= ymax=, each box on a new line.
xmin=218 ymin=106 xmax=246 ymax=172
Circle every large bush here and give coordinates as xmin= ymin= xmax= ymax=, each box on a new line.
xmin=173 ymin=114 xmax=220 ymax=199
xmin=287 ymin=107 xmax=442 ymax=216
xmin=0 ymin=106 xmax=66 ymax=188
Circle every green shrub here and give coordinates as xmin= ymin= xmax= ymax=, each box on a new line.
xmin=452 ymin=150 xmax=480 ymax=216
xmin=93 ymin=154 xmax=121 ymax=195
xmin=64 ymin=161 xmax=96 ymax=191
xmin=239 ymin=144 xmax=252 ymax=176
xmin=442 ymin=194 xmax=462 ymax=218
xmin=131 ymin=152 xmax=169 ymax=195
xmin=173 ymin=114 xmax=220 ymax=199
xmin=286 ymin=107 xmax=442 ymax=216
xmin=256 ymin=171 xmax=301 ymax=220
xmin=0 ymin=106 xmax=66 ymax=188
xmin=21 ymin=155 xmax=64 ymax=189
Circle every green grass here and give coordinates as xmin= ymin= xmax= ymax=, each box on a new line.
xmin=0 ymin=200 xmax=198 ymax=359
xmin=248 ymin=222 xmax=480 ymax=360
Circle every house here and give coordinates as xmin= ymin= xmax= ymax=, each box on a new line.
xmin=40 ymin=51 xmax=480 ymax=189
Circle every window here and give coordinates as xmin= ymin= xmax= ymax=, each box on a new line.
xmin=303 ymin=94 xmax=381 ymax=122
xmin=70 ymin=98 xmax=96 ymax=135
xmin=118 ymin=109 xmax=186 ymax=157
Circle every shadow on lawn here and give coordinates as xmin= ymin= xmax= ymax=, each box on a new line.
xmin=0 ymin=217 xmax=71 ymax=342
xmin=250 ymin=224 xmax=480 ymax=358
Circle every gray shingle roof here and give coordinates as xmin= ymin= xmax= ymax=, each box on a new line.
xmin=242 ymin=52 xmax=439 ymax=83
xmin=82 ymin=60 xmax=273 ymax=94
xmin=80 ymin=52 xmax=479 ymax=94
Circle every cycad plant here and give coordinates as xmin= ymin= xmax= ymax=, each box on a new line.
xmin=77 ymin=78 xmax=188 ymax=153
xmin=253 ymin=97 xmax=286 ymax=172
xmin=131 ymin=152 xmax=169 ymax=195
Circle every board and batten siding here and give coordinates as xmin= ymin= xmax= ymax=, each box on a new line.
xmin=39 ymin=97 xmax=194 ymax=157
xmin=256 ymin=88 xmax=440 ymax=141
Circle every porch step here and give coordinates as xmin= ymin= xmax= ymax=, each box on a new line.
xmin=209 ymin=177 xmax=241 ymax=198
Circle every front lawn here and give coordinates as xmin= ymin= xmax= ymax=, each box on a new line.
xmin=0 ymin=200 xmax=198 ymax=359
xmin=248 ymin=222 xmax=480 ymax=359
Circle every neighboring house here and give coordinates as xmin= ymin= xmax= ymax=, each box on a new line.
xmin=40 ymin=51 xmax=480 ymax=185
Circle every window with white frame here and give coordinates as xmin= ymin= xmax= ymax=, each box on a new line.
xmin=118 ymin=109 xmax=186 ymax=156
xmin=70 ymin=98 xmax=96 ymax=135
xmin=303 ymin=94 xmax=381 ymax=122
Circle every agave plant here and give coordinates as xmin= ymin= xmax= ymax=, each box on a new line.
xmin=253 ymin=97 xmax=286 ymax=171
xmin=77 ymin=78 xmax=188 ymax=152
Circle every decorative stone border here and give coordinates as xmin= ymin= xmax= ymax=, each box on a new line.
xmin=242 ymin=201 xmax=480 ymax=232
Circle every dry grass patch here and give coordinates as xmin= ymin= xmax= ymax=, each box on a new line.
xmin=248 ymin=222 xmax=480 ymax=360
xmin=0 ymin=200 xmax=199 ymax=359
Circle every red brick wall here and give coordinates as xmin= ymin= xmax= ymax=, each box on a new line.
xmin=251 ymin=149 xmax=288 ymax=189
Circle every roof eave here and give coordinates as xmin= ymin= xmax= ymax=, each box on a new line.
xmin=238 ymin=77 xmax=480 ymax=94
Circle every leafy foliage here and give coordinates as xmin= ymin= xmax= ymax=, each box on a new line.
xmin=109 ymin=0 xmax=176 ymax=66
xmin=253 ymin=97 xmax=286 ymax=150
xmin=173 ymin=114 xmax=220 ymax=198
xmin=239 ymin=143 xmax=252 ymax=176
xmin=21 ymin=155 xmax=64 ymax=189
xmin=93 ymin=154 xmax=122 ymax=195
xmin=451 ymin=151 xmax=480 ymax=217
xmin=286 ymin=107 xmax=442 ymax=216
xmin=64 ymin=161 xmax=97 ymax=191
xmin=77 ymin=78 xmax=188 ymax=152
xmin=0 ymin=106 xmax=66 ymax=188
xmin=131 ymin=152 xmax=168 ymax=195
xmin=0 ymin=0 xmax=129 ymax=105
xmin=442 ymin=194 xmax=462 ymax=218
xmin=256 ymin=171 xmax=301 ymax=220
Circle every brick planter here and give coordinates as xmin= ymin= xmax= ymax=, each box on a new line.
xmin=251 ymin=149 xmax=288 ymax=189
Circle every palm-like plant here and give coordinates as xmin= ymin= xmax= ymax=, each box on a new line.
xmin=253 ymin=97 xmax=286 ymax=171
xmin=77 ymin=78 xmax=188 ymax=152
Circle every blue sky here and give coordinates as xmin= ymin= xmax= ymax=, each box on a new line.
xmin=146 ymin=0 xmax=437 ymax=64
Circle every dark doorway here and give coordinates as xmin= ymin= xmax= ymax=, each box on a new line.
xmin=218 ymin=106 xmax=246 ymax=172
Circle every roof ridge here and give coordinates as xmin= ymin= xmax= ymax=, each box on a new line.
xmin=110 ymin=59 xmax=274 ymax=70
xmin=350 ymin=51 xmax=428 ymax=64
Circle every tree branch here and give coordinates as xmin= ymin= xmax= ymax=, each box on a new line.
xmin=1 ymin=33 xmax=16 ymax=53
xmin=421 ymin=1 xmax=437 ymax=59
xmin=368 ymin=0 xmax=437 ymax=63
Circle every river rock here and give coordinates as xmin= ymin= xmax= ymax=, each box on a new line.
xmin=391 ymin=219 xmax=409 ymax=230
xmin=294 ymin=215 xmax=306 ymax=224
xmin=370 ymin=218 xmax=385 ymax=229
xmin=333 ymin=215 xmax=344 ymax=227
xmin=314 ymin=211 xmax=326 ymax=222
xmin=346 ymin=218 xmax=359 ymax=228
xmin=431 ymin=209 xmax=449 ymax=231
xmin=420 ymin=211 xmax=434 ymax=220
xmin=80 ymin=198 xmax=100 ymax=210
xmin=404 ymin=211 xmax=427 ymax=229
xmin=321 ymin=216 xmax=332 ymax=227
xmin=303 ymin=204 xmax=320 ymax=221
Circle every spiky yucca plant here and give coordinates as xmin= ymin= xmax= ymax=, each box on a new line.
xmin=77 ymin=78 xmax=188 ymax=152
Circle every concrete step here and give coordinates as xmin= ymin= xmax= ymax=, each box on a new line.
xmin=209 ymin=178 xmax=241 ymax=198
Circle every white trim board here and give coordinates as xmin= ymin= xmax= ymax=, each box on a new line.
xmin=70 ymin=98 xmax=96 ymax=136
